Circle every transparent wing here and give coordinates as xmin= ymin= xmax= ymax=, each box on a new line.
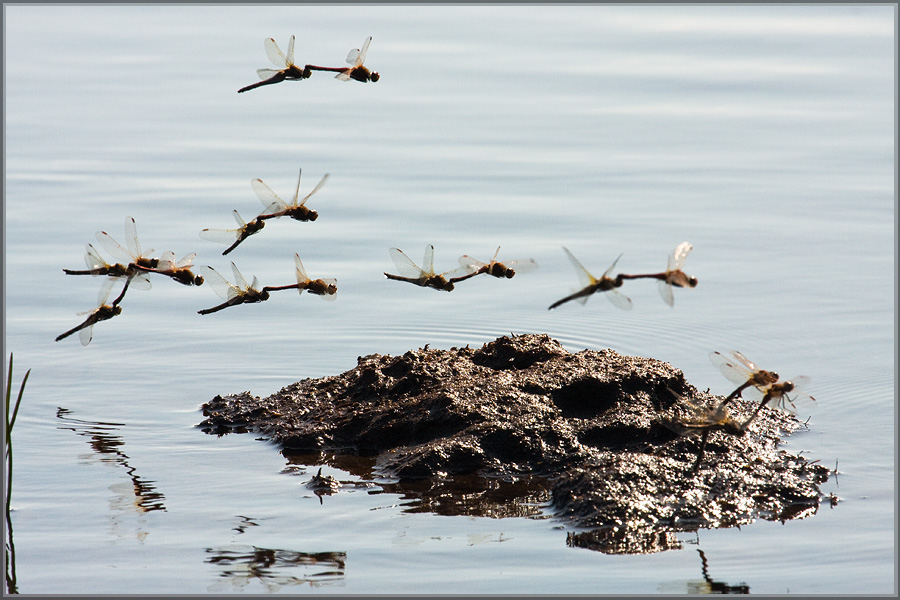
xmin=357 ymin=36 xmax=372 ymax=66
xmin=264 ymin=37 xmax=287 ymax=68
xmin=299 ymin=173 xmax=329 ymax=207
xmin=335 ymin=70 xmax=352 ymax=81
xmin=458 ymin=254 xmax=486 ymax=274
xmin=602 ymin=253 xmax=624 ymax=279
xmin=293 ymin=253 xmax=310 ymax=284
xmin=128 ymin=272 xmax=153 ymax=290
xmin=96 ymin=230 xmax=133 ymax=263
xmin=84 ymin=243 xmax=109 ymax=270
xmin=562 ymin=247 xmax=596 ymax=289
xmin=231 ymin=209 xmax=248 ymax=227
xmin=175 ymin=253 xmax=197 ymax=268
xmin=200 ymin=266 xmax=240 ymax=301
xmin=346 ymin=47 xmax=360 ymax=66
xmin=78 ymin=322 xmax=95 ymax=346
xmin=658 ymin=279 xmax=675 ymax=307
xmin=606 ymin=288 xmax=633 ymax=311
xmin=506 ymin=258 xmax=539 ymax=274
xmin=97 ymin=277 xmax=115 ymax=306
xmin=422 ymin=244 xmax=435 ymax=276
xmin=771 ymin=376 xmax=814 ymax=415
xmin=124 ymin=217 xmax=142 ymax=259
xmin=285 ymin=34 xmax=296 ymax=66
xmin=669 ymin=241 xmax=693 ymax=271
xmin=199 ymin=227 xmax=240 ymax=244
xmin=256 ymin=68 xmax=280 ymax=80
xmin=155 ymin=250 xmax=177 ymax=271
xmin=389 ymin=248 xmax=425 ymax=279
xmin=230 ymin=262 xmax=250 ymax=291
xmin=708 ymin=351 xmax=754 ymax=386
xmin=252 ymin=178 xmax=287 ymax=213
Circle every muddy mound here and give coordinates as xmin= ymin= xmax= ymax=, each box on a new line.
xmin=198 ymin=334 xmax=830 ymax=554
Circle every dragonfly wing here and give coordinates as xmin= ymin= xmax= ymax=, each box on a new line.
xmin=124 ymin=217 xmax=142 ymax=259
xmin=78 ymin=322 xmax=94 ymax=346
xmin=286 ymin=34 xmax=296 ymax=66
xmin=129 ymin=272 xmax=152 ymax=290
xmin=345 ymin=47 xmax=360 ymax=66
xmin=256 ymin=68 xmax=280 ymax=79
xmin=658 ymin=279 xmax=675 ymax=307
xmin=293 ymin=253 xmax=310 ymax=284
xmin=264 ymin=37 xmax=287 ymax=68
xmin=670 ymin=241 xmax=693 ymax=271
xmin=230 ymin=262 xmax=250 ymax=291
xmin=199 ymin=227 xmax=239 ymax=244
xmin=252 ymin=178 xmax=286 ymax=214
xmin=422 ymin=244 xmax=436 ymax=276
xmin=156 ymin=250 xmax=177 ymax=271
xmin=606 ymin=289 xmax=633 ymax=311
xmin=200 ymin=266 xmax=239 ymax=301
xmin=562 ymin=247 xmax=596 ymax=289
xmin=507 ymin=258 xmax=538 ymax=274
xmin=97 ymin=277 xmax=115 ymax=305
xmin=457 ymin=255 xmax=485 ymax=274
xmin=708 ymin=351 xmax=755 ymax=386
xmin=335 ymin=70 xmax=352 ymax=81
xmin=84 ymin=243 xmax=108 ymax=270
xmin=96 ymin=231 xmax=133 ymax=263
xmin=357 ymin=36 xmax=371 ymax=65
xmin=602 ymin=253 xmax=624 ymax=279
xmin=300 ymin=173 xmax=329 ymax=206
xmin=176 ymin=253 xmax=197 ymax=268
xmin=389 ymin=248 xmax=425 ymax=279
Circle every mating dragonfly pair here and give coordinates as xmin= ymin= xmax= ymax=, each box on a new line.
xmin=663 ymin=350 xmax=816 ymax=473
xmin=199 ymin=167 xmax=328 ymax=256
xmin=384 ymin=245 xmax=538 ymax=292
xmin=548 ymin=241 xmax=698 ymax=310
xmin=238 ymin=35 xmax=379 ymax=93
xmin=58 ymin=217 xmax=204 ymax=345
xmin=198 ymin=253 xmax=336 ymax=315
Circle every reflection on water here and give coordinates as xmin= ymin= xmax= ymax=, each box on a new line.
xmin=205 ymin=545 xmax=346 ymax=592
xmin=56 ymin=409 xmax=166 ymax=540
xmin=687 ymin=549 xmax=749 ymax=595
xmin=567 ymin=526 xmax=684 ymax=555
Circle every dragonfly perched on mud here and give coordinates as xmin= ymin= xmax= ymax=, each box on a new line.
xmin=709 ymin=350 xmax=815 ymax=427
xmin=199 ymin=209 xmax=266 ymax=255
xmin=384 ymin=245 xmax=465 ymax=292
xmin=306 ymin=36 xmax=380 ymax=82
xmin=55 ymin=278 xmax=128 ymax=345
xmin=619 ymin=241 xmax=698 ymax=307
xmin=255 ymin=168 xmax=329 ymax=223
xmin=138 ymin=251 xmax=204 ymax=286
xmin=661 ymin=387 xmax=746 ymax=474
xmin=450 ymin=247 xmax=538 ymax=284
xmin=197 ymin=262 xmax=270 ymax=315
xmin=63 ymin=243 xmax=152 ymax=290
xmin=262 ymin=253 xmax=337 ymax=300
xmin=548 ymin=248 xmax=632 ymax=310
xmin=238 ymin=35 xmax=312 ymax=93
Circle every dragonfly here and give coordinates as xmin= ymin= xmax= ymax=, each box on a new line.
xmin=238 ymin=35 xmax=312 ymax=93
xmin=63 ymin=243 xmax=152 ymax=290
xmin=619 ymin=241 xmax=698 ymax=307
xmin=384 ymin=245 xmax=465 ymax=292
xmin=96 ymin=217 xmax=160 ymax=272
xmin=661 ymin=387 xmax=746 ymax=474
xmin=199 ymin=209 xmax=266 ymax=255
xmin=548 ymin=247 xmax=632 ymax=310
xmin=708 ymin=350 xmax=781 ymax=405
xmin=197 ymin=262 xmax=270 ymax=315
xmin=307 ymin=36 xmax=380 ymax=82
xmin=450 ymin=246 xmax=538 ymax=284
xmin=263 ymin=253 xmax=337 ymax=300
xmin=740 ymin=375 xmax=815 ymax=428
xmin=55 ymin=278 xmax=127 ymax=346
xmin=139 ymin=251 xmax=204 ymax=286
xmin=255 ymin=168 xmax=329 ymax=223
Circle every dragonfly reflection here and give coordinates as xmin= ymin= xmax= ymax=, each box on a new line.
xmin=307 ymin=36 xmax=380 ymax=82
xmin=63 ymin=243 xmax=152 ymax=290
xmin=255 ymin=168 xmax=328 ymax=222
xmin=198 ymin=262 xmax=270 ymax=315
xmin=451 ymin=246 xmax=538 ymax=284
xmin=263 ymin=253 xmax=337 ymax=300
xmin=548 ymin=247 xmax=632 ymax=310
xmin=619 ymin=241 xmax=698 ymax=307
xmin=200 ymin=209 xmax=266 ymax=255
xmin=238 ymin=35 xmax=312 ymax=93
xmin=384 ymin=245 xmax=465 ymax=292
xmin=55 ymin=278 xmax=127 ymax=345
xmin=661 ymin=387 xmax=746 ymax=473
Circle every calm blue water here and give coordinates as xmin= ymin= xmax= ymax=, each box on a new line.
xmin=4 ymin=4 xmax=896 ymax=594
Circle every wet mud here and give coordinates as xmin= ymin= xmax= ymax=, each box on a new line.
xmin=199 ymin=333 xmax=831 ymax=554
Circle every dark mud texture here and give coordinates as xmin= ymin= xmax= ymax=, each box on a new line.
xmin=199 ymin=334 xmax=831 ymax=554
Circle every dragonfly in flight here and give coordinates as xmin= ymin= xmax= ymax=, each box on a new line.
xmin=139 ymin=251 xmax=204 ymax=286
xmin=255 ymin=168 xmax=329 ymax=223
xmin=384 ymin=245 xmax=465 ymax=292
xmin=238 ymin=35 xmax=312 ymax=93
xmin=197 ymin=262 xmax=270 ymax=315
xmin=63 ymin=243 xmax=152 ymax=290
xmin=548 ymin=247 xmax=632 ymax=310
xmin=199 ymin=209 xmax=266 ymax=255
xmin=262 ymin=253 xmax=337 ymax=299
xmin=451 ymin=246 xmax=538 ymax=284
xmin=307 ymin=36 xmax=380 ymax=82
xmin=55 ymin=278 xmax=127 ymax=346
xmin=619 ymin=241 xmax=698 ymax=307
xmin=96 ymin=217 xmax=159 ymax=272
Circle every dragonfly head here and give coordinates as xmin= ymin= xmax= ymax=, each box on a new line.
xmin=370 ymin=70 xmax=380 ymax=82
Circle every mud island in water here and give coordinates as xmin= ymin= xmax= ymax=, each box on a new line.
xmin=198 ymin=333 xmax=831 ymax=554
